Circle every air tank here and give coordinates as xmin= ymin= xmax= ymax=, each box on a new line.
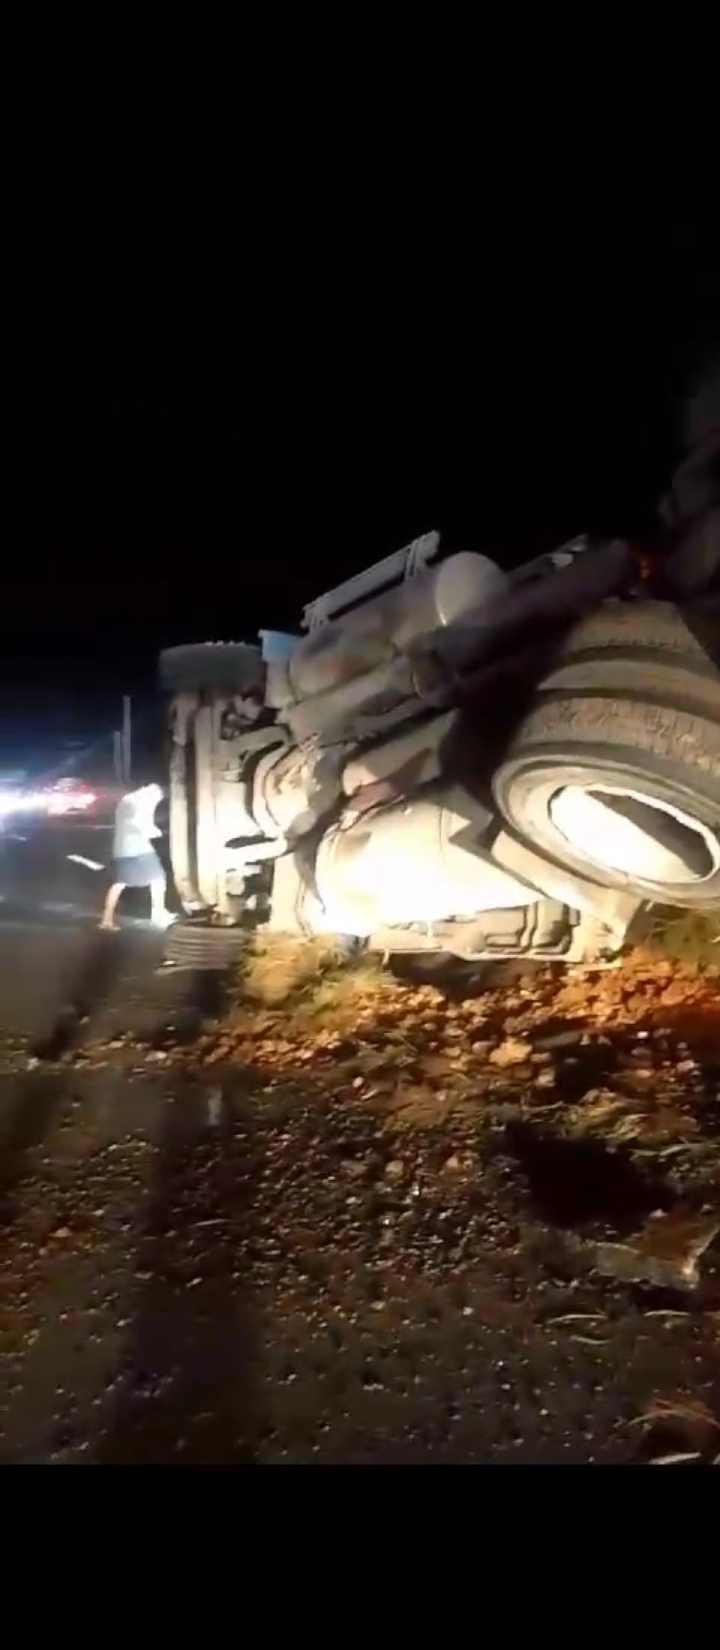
xmin=272 ymin=552 xmax=509 ymax=706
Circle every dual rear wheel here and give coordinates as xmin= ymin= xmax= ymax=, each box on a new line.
xmin=493 ymin=600 xmax=720 ymax=908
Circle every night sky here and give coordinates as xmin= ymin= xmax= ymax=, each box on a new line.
xmin=2 ymin=213 xmax=720 ymax=755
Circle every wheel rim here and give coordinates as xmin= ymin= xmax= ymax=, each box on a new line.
xmin=548 ymin=784 xmax=720 ymax=886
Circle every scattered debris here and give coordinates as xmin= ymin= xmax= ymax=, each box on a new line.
xmin=649 ymin=1451 xmax=702 ymax=1465
xmin=205 ymin=1087 xmax=223 ymax=1128
xmin=592 ymin=1209 xmax=720 ymax=1291
xmin=630 ymin=1394 xmax=720 ymax=1463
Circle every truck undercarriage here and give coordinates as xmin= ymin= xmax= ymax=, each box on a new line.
xmin=159 ymin=525 xmax=720 ymax=971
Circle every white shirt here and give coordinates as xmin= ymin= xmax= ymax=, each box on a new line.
xmin=113 ymin=790 xmax=161 ymax=858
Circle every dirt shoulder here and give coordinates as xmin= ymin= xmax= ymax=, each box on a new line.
xmin=3 ymin=934 xmax=720 ymax=1463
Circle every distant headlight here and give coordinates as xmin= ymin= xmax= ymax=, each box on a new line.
xmin=0 ymin=790 xmax=46 ymax=815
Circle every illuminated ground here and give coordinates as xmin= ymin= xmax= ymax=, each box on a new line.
xmin=1 ymin=826 xmax=720 ymax=1463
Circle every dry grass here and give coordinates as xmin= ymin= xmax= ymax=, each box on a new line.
xmin=225 ymin=917 xmax=720 ymax=1068
xmin=632 ymin=905 xmax=720 ymax=970
xmin=291 ymin=955 xmax=391 ymax=1029
xmin=238 ymin=936 xmax=361 ymax=1009
xmin=630 ymin=1393 xmax=720 ymax=1463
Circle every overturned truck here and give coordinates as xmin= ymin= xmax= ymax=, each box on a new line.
xmin=159 ymin=526 xmax=720 ymax=969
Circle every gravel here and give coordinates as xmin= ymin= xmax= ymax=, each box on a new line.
xmin=2 ymin=881 xmax=720 ymax=1463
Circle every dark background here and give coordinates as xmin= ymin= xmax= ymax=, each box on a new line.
xmin=2 ymin=207 xmax=720 ymax=762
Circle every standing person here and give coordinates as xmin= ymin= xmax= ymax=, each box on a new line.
xmin=100 ymin=782 xmax=175 ymax=931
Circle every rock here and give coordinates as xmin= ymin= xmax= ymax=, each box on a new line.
xmin=383 ymin=1159 xmax=406 ymax=1181
xmin=534 ymin=1067 xmax=556 ymax=1089
xmin=489 ymin=1039 xmax=534 ymax=1068
xmin=340 ymin=1159 xmax=367 ymax=1180
xmin=441 ymin=1151 xmax=478 ymax=1175
xmin=533 ymin=1029 xmax=582 ymax=1052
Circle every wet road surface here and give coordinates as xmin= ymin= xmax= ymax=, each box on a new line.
xmin=1 ymin=824 xmax=720 ymax=1463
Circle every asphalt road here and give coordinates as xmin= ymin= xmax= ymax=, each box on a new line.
xmin=1 ymin=823 xmax=720 ymax=1464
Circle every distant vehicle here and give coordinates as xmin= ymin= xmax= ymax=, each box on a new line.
xmin=44 ymin=778 xmax=98 ymax=816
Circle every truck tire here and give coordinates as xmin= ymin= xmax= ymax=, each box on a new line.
xmin=493 ymin=599 xmax=720 ymax=908
xmin=159 ymin=642 xmax=263 ymax=695
xmin=164 ymin=922 xmax=251 ymax=970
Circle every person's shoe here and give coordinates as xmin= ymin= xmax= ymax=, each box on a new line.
xmin=151 ymin=910 xmax=177 ymax=930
